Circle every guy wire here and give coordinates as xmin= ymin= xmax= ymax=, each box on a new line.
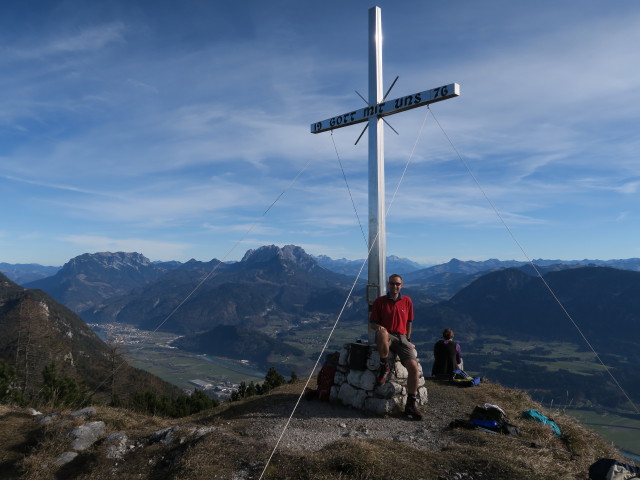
xmin=428 ymin=107 xmax=639 ymax=414
xmin=75 ymin=157 xmax=315 ymax=409
xmin=258 ymin=250 xmax=369 ymax=480
xmin=259 ymin=110 xmax=431 ymax=477
xmin=331 ymin=130 xmax=368 ymax=247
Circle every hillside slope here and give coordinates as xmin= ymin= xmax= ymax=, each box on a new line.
xmin=172 ymin=324 xmax=305 ymax=368
xmin=0 ymin=273 xmax=179 ymax=403
xmin=414 ymin=266 xmax=640 ymax=411
xmin=0 ymin=379 xmax=625 ymax=479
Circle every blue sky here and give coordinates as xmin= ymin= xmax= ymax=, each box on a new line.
xmin=1 ymin=1 xmax=640 ymax=267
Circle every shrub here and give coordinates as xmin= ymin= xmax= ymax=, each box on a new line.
xmin=0 ymin=361 xmax=26 ymax=405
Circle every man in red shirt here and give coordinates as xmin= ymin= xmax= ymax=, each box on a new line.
xmin=369 ymin=273 xmax=423 ymax=420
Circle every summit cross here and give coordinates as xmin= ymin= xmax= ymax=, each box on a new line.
xmin=310 ymin=6 xmax=460 ymax=322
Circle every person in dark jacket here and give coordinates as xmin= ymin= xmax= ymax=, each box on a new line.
xmin=431 ymin=328 xmax=463 ymax=378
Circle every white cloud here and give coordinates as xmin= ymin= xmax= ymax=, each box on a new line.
xmin=3 ymin=1 xmax=640 ymax=264
xmin=202 ymin=222 xmax=283 ymax=236
xmin=0 ymin=173 xmax=105 ymax=195
xmin=615 ymin=211 xmax=629 ymax=222
xmin=50 ymin=178 xmax=264 ymax=226
xmin=2 ymin=22 xmax=125 ymax=60
xmin=48 ymin=22 xmax=126 ymax=54
xmin=576 ymin=177 xmax=640 ymax=195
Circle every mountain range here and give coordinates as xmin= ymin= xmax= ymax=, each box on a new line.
xmin=0 ymin=262 xmax=60 ymax=284
xmin=3 ymin=246 xmax=640 ymax=411
xmin=312 ymin=253 xmax=425 ymax=275
xmin=25 ymin=252 xmax=178 ymax=315
xmin=80 ymin=245 xmax=359 ymax=334
xmin=11 ymin=250 xmax=640 ymax=322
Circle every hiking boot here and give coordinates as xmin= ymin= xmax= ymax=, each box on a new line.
xmin=404 ymin=401 xmax=423 ymax=420
xmin=376 ymin=362 xmax=391 ymax=385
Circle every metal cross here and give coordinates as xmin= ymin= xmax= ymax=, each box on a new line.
xmin=310 ymin=6 xmax=460 ymax=318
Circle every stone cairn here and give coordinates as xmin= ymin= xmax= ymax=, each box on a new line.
xmin=329 ymin=341 xmax=428 ymax=415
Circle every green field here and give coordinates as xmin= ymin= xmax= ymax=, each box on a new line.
xmin=439 ymin=334 xmax=621 ymax=383
xmin=118 ymin=320 xmax=369 ymax=391
xmin=265 ymin=318 xmax=369 ymax=376
xmin=564 ymin=408 xmax=640 ymax=460
xmin=119 ymin=330 xmax=266 ymax=390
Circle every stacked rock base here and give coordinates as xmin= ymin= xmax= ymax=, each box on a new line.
xmin=329 ymin=342 xmax=428 ymax=416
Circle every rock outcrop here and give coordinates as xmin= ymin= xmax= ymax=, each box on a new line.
xmin=330 ymin=342 xmax=428 ymax=415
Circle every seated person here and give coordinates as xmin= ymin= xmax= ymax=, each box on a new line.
xmin=431 ymin=328 xmax=463 ymax=378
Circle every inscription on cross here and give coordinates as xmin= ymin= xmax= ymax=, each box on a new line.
xmin=310 ymin=83 xmax=459 ymax=134
xmin=310 ymin=6 xmax=459 ymax=325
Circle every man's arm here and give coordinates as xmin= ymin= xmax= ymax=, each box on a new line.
xmin=369 ymin=298 xmax=384 ymax=330
xmin=406 ymin=298 xmax=414 ymax=342
xmin=369 ymin=318 xmax=386 ymax=333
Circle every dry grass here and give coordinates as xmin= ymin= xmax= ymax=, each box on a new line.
xmin=0 ymin=379 xmax=626 ymax=479
xmin=156 ymin=379 xmax=622 ymax=480
xmin=0 ymin=405 xmax=41 ymax=479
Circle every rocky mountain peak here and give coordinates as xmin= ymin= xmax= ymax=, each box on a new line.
xmin=25 ymin=252 xmax=175 ymax=316
xmin=64 ymin=252 xmax=151 ymax=272
xmin=241 ymin=245 xmax=317 ymax=271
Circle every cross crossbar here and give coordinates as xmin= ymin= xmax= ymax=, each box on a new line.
xmin=310 ymin=83 xmax=460 ymax=134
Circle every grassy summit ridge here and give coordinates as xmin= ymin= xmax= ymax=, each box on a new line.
xmin=0 ymin=378 xmax=625 ymax=479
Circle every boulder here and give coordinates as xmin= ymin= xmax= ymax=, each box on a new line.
xmin=69 ymin=407 xmax=97 ymax=420
xmin=104 ymin=431 xmax=128 ymax=459
xmin=54 ymin=451 xmax=78 ymax=466
xmin=67 ymin=421 xmax=106 ymax=451
xmin=337 ymin=383 xmax=367 ymax=410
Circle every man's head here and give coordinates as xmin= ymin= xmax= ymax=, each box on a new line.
xmin=388 ymin=274 xmax=403 ymax=296
xmin=443 ymin=328 xmax=454 ymax=340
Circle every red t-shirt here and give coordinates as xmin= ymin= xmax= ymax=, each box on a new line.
xmin=370 ymin=294 xmax=414 ymax=335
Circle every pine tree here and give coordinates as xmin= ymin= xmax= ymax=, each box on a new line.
xmin=38 ymin=363 xmax=86 ymax=407
xmin=263 ymin=366 xmax=286 ymax=391
xmin=0 ymin=361 xmax=25 ymax=405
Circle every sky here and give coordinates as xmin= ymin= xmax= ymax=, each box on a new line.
xmin=1 ymin=0 xmax=640 ymax=267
